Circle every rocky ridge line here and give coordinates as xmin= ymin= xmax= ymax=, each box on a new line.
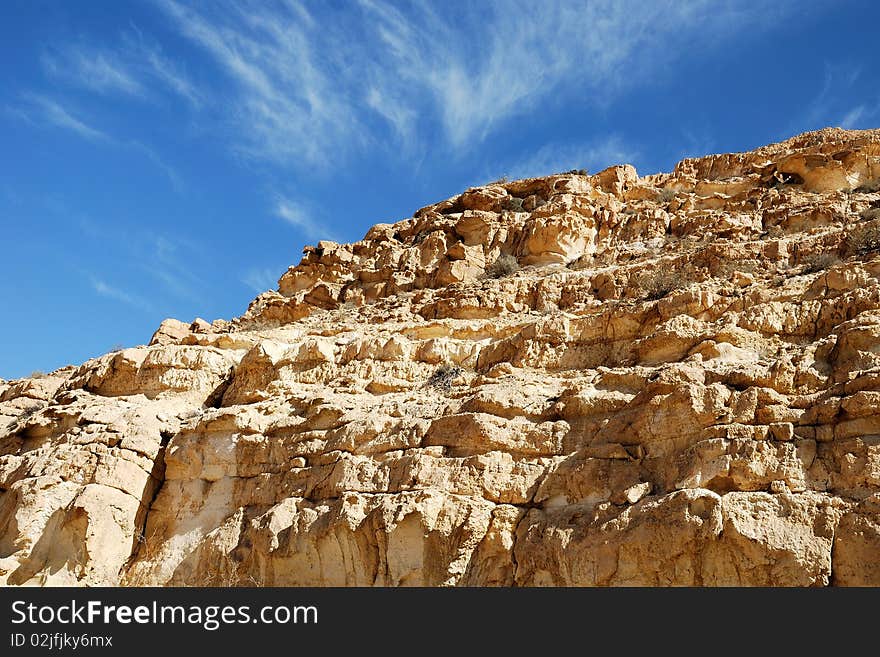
xmin=2 ymin=127 xmax=880 ymax=586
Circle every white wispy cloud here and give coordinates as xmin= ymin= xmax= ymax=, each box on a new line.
xmin=127 ymin=140 xmax=184 ymax=190
xmin=22 ymin=93 xmax=110 ymax=142
xmin=365 ymin=86 xmax=416 ymax=145
xmin=42 ymin=50 xmax=144 ymax=97
xmin=841 ymin=105 xmax=867 ymax=129
xmin=500 ymin=136 xmax=639 ymax=181
xmin=242 ymin=267 xmax=281 ymax=293
xmin=153 ymin=0 xmax=791 ymax=170
xmin=155 ymin=0 xmax=360 ymax=168
xmin=276 ymin=199 xmax=337 ymax=242
xmin=91 ymin=278 xmax=151 ymax=310
xmin=142 ymin=234 xmax=206 ymax=301
xmin=375 ymin=0 xmax=784 ymax=149
xmin=144 ymin=50 xmax=202 ymax=107
xmin=13 ymin=94 xmax=182 ymax=188
xmin=79 ymin=223 xmax=210 ymax=308
xmin=42 ymin=34 xmax=203 ymax=108
xmin=783 ymin=63 xmax=879 ymax=137
xmin=121 ymin=28 xmax=204 ymax=107
xmin=837 ymin=98 xmax=880 ymax=130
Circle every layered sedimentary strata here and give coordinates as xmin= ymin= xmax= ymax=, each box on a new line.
xmin=3 ymin=127 xmax=880 ymax=586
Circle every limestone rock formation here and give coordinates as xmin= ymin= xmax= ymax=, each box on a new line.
xmin=3 ymin=127 xmax=880 ymax=586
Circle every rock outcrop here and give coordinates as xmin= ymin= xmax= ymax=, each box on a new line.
xmin=3 ymin=127 xmax=880 ymax=586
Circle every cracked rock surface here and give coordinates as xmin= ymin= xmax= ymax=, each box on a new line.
xmin=3 ymin=128 xmax=880 ymax=586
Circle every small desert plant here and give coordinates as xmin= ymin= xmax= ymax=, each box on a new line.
xmin=29 ymin=370 xmax=45 ymax=379
xmin=133 ymin=528 xmax=156 ymax=558
xmin=716 ymin=258 xmax=760 ymax=278
xmin=801 ymin=252 xmax=840 ymax=273
xmin=846 ymin=222 xmax=880 ymax=256
xmin=567 ymin=255 xmax=591 ymax=270
xmin=639 ymin=265 xmax=685 ymax=301
xmin=198 ymin=559 xmax=262 ymax=587
xmin=427 ymin=362 xmax=462 ymax=391
xmin=567 ymin=168 xmax=589 ymax=176
xmin=502 ymin=196 xmax=524 ymax=212
xmin=859 ymin=207 xmax=880 ymax=222
xmin=486 ymin=254 xmax=520 ymax=278
xmin=18 ymin=405 xmax=41 ymax=421
xmin=854 ymin=178 xmax=880 ymax=194
xmin=658 ymin=188 xmax=678 ymax=202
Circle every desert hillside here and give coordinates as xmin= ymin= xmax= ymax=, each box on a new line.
xmin=2 ymin=127 xmax=880 ymax=586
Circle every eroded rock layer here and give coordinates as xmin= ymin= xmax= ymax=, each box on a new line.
xmin=3 ymin=127 xmax=880 ymax=586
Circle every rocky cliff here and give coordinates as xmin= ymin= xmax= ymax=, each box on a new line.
xmin=3 ymin=128 xmax=880 ymax=586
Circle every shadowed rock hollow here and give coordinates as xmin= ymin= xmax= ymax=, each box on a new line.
xmin=3 ymin=127 xmax=880 ymax=586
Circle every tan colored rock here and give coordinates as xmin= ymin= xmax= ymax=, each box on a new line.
xmin=700 ymin=491 xmax=846 ymax=586
xmin=150 ymin=318 xmax=190 ymax=346
xmin=4 ymin=128 xmax=880 ymax=587
xmin=514 ymin=489 xmax=724 ymax=586
xmin=833 ymin=495 xmax=880 ymax=585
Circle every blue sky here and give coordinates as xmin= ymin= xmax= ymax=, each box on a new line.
xmin=1 ymin=0 xmax=878 ymax=379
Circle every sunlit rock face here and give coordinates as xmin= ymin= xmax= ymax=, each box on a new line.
xmin=4 ymin=127 xmax=880 ymax=586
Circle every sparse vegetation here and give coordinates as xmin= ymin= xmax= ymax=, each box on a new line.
xmin=486 ymin=254 xmax=520 ymax=278
xmin=717 ymin=258 xmax=760 ymax=278
xmin=859 ymin=207 xmax=880 ymax=222
xmin=854 ymin=178 xmax=880 ymax=194
xmin=110 ymin=343 xmax=124 ymax=353
xmin=17 ymin=405 xmax=41 ymax=421
xmin=427 ymin=362 xmax=462 ymax=391
xmin=200 ymin=560 xmax=262 ymax=587
xmin=801 ymin=252 xmax=840 ymax=273
xmin=658 ymin=188 xmax=678 ymax=202
xmin=566 ymin=168 xmax=589 ymax=176
xmin=845 ymin=222 xmax=880 ymax=256
xmin=502 ymin=196 xmax=524 ymax=212
xmin=29 ymin=370 xmax=45 ymax=379
xmin=639 ymin=264 xmax=686 ymax=301
xmin=567 ymin=255 xmax=592 ymax=271
xmin=132 ymin=527 xmax=161 ymax=560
